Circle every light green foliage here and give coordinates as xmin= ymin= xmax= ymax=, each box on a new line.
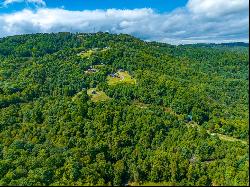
xmin=215 ymin=133 xmax=248 ymax=144
xmin=129 ymin=181 xmax=173 ymax=186
xmin=132 ymin=100 xmax=150 ymax=109
xmin=87 ymin=88 xmax=110 ymax=102
xmin=92 ymin=64 xmax=105 ymax=69
xmin=77 ymin=47 xmax=109 ymax=58
xmin=107 ymin=71 xmax=136 ymax=85
xmin=77 ymin=49 xmax=96 ymax=58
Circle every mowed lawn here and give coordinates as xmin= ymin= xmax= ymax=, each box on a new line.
xmin=87 ymin=88 xmax=110 ymax=102
xmin=107 ymin=71 xmax=136 ymax=86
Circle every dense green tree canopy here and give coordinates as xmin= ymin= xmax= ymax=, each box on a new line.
xmin=0 ymin=32 xmax=249 ymax=186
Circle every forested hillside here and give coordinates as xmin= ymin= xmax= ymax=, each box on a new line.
xmin=0 ymin=32 xmax=249 ymax=186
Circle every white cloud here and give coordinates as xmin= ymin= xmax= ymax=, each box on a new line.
xmin=0 ymin=0 xmax=248 ymax=44
xmin=2 ymin=0 xmax=46 ymax=6
xmin=187 ymin=0 xmax=249 ymax=17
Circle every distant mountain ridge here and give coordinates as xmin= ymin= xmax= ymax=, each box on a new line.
xmin=182 ymin=42 xmax=249 ymax=47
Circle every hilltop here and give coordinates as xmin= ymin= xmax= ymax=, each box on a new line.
xmin=0 ymin=32 xmax=249 ymax=186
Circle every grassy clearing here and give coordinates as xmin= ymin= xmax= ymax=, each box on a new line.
xmin=100 ymin=47 xmax=110 ymax=52
xmin=77 ymin=49 xmax=96 ymax=58
xmin=214 ymin=133 xmax=248 ymax=145
xmin=77 ymin=47 xmax=109 ymax=58
xmin=107 ymin=71 xmax=136 ymax=86
xmin=92 ymin=64 xmax=105 ymax=69
xmin=87 ymin=88 xmax=110 ymax=102
xmin=72 ymin=91 xmax=83 ymax=102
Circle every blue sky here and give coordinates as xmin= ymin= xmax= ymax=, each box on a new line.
xmin=0 ymin=0 xmax=188 ymax=13
xmin=0 ymin=0 xmax=249 ymax=44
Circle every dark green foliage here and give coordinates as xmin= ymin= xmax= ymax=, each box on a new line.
xmin=0 ymin=32 xmax=248 ymax=186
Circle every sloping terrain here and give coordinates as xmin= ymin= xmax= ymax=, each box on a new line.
xmin=0 ymin=32 xmax=248 ymax=186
